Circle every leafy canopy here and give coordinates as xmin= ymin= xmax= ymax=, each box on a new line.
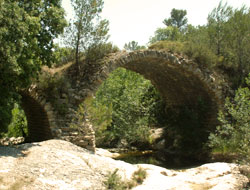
xmin=0 ymin=0 xmax=66 ymax=132
xmin=64 ymin=0 xmax=109 ymax=66
xmin=124 ymin=41 xmax=145 ymax=51
xmin=208 ymin=74 xmax=250 ymax=163
xmin=163 ymin=8 xmax=188 ymax=29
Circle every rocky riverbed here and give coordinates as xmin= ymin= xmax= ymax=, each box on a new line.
xmin=0 ymin=139 xmax=249 ymax=190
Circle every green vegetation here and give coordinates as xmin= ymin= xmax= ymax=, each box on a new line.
xmin=64 ymin=0 xmax=109 ymax=70
xmin=208 ymin=74 xmax=250 ymax=163
xmin=150 ymin=2 xmax=250 ymax=88
xmin=82 ymin=68 xmax=166 ymax=148
xmin=124 ymin=41 xmax=146 ymax=51
xmin=1 ymin=0 xmax=249 ymax=166
xmin=6 ymin=103 xmax=27 ymax=138
xmin=104 ymin=167 xmax=147 ymax=190
xmin=0 ymin=0 xmax=66 ymax=134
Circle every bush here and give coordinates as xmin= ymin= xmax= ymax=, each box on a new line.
xmin=149 ymin=41 xmax=185 ymax=53
xmin=149 ymin=40 xmax=218 ymax=69
xmin=83 ymin=68 xmax=166 ymax=148
xmin=85 ymin=42 xmax=119 ymax=64
xmin=53 ymin=45 xmax=74 ymax=67
xmin=37 ymin=72 xmax=71 ymax=116
xmin=208 ymin=74 xmax=250 ymax=163
xmin=104 ymin=168 xmax=147 ymax=190
xmin=7 ymin=103 xmax=28 ymax=138
xmin=104 ymin=169 xmax=127 ymax=190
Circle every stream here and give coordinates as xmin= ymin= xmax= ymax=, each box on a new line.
xmin=113 ymin=150 xmax=206 ymax=170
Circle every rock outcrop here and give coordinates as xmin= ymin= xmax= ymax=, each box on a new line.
xmin=0 ymin=140 xmax=248 ymax=190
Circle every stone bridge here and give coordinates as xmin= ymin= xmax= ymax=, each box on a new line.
xmin=20 ymin=49 xmax=227 ymax=152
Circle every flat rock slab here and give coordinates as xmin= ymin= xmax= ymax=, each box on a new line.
xmin=0 ymin=140 xmax=248 ymax=190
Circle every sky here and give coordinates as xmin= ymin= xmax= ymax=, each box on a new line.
xmin=62 ymin=0 xmax=250 ymax=49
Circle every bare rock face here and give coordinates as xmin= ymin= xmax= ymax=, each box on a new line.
xmin=0 ymin=140 xmax=248 ymax=190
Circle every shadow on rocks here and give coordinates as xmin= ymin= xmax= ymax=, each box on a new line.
xmin=0 ymin=142 xmax=40 ymax=158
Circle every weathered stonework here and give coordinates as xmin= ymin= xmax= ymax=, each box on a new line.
xmin=20 ymin=50 xmax=229 ymax=152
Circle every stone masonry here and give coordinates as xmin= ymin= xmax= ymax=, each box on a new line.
xmin=20 ymin=49 xmax=229 ymax=152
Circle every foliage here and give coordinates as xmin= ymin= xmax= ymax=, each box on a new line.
xmin=207 ymin=1 xmax=233 ymax=56
xmin=131 ymin=167 xmax=147 ymax=185
xmin=163 ymin=8 xmax=188 ymax=30
xmin=124 ymin=41 xmax=146 ymax=51
xmin=0 ymin=0 xmax=66 ymax=132
xmin=223 ymin=6 xmax=250 ymax=87
xmin=149 ymin=41 xmax=184 ymax=52
xmin=206 ymin=1 xmax=250 ymax=87
xmin=104 ymin=168 xmax=147 ymax=190
xmin=64 ymin=0 xmax=109 ymax=69
xmin=84 ymin=42 xmax=119 ymax=63
xmin=83 ymin=68 xmax=166 ymax=148
xmin=53 ymin=45 xmax=75 ymax=67
xmin=37 ymin=72 xmax=71 ymax=115
xmin=149 ymin=26 xmax=181 ymax=44
xmin=208 ymin=74 xmax=250 ymax=163
xmin=104 ymin=169 xmax=127 ymax=190
xmin=149 ymin=9 xmax=188 ymax=44
xmin=7 ymin=103 xmax=27 ymax=138
xmin=149 ymin=40 xmax=218 ymax=69
xmin=163 ymin=97 xmax=211 ymax=156
xmin=149 ymin=2 xmax=250 ymax=88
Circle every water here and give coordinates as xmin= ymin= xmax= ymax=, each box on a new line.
xmin=116 ymin=151 xmax=205 ymax=170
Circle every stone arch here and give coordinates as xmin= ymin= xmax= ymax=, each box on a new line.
xmin=89 ymin=50 xmax=224 ymax=127
xmin=19 ymin=89 xmax=56 ymax=142
xmin=19 ymin=49 xmax=226 ymax=152
xmin=66 ymin=49 xmax=226 ymax=152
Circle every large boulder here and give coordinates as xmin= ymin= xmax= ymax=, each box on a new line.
xmin=0 ymin=139 xmax=248 ymax=190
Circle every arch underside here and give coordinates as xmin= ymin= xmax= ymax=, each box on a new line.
xmin=21 ymin=93 xmax=52 ymax=142
xmin=113 ymin=55 xmax=219 ymax=131
xmin=123 ymin=57 xmax=215 ymax=108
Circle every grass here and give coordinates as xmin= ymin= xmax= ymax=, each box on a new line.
xmin=104 ymin=167 xmax=147 ymax=190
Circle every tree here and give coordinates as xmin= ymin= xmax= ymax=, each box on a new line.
xmin=0 ymin=0 xmax=66 ymax=133
xmin=149 ymin=8 xmax=187 ymax=44
xmin=207 ymin=1 xmax=233 ymax=56
xmin=224 ymin=6 xmax=250 ymax=87
xmin=65 ymin=0 xmax=109 ymax=70
xmin=124 ymin=41 xmax=145 ymax=51
xmin=83 ymin=68 xmax=166 ymax=148
xmin=163 ymin=8 xmax=188 ymax=30
xmin=149 ymin=26 xmax=181 ymax=44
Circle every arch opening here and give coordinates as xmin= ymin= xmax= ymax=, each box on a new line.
xmin=84 ymin=50 xmax=221 ymax=160
xmin=20 ymin=92 xmax=53 ymax=142
xmin=121 ymin=55 xmax=218 ymax=155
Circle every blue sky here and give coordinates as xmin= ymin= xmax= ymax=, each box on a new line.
xmin=62 ymin=0 xmax=250 ymax=48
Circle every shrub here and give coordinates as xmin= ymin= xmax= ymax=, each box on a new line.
xmin=53 ymin=45 xmax=74 ymax=67
xmin=104 ymin=169 xmax=128 ymax=190
xmin=85 ymin=42 xmax=119 ymax=64
xmin=208 ymin=74 xmax=250 ymax=163
xmin=131 ymin=167 xmax=147 ymax=185
xmin=149 ymin=40 xmax=218 ymax=69
xmin=84 ymin=68 xmax=166 ymax=148
xmin=37 ymin=72 xmax=71 ymax=116
xmin=149 ymin=41 xmax=185 ymax=54
xmin=104 ymin=168 xmax=147 ymax=190
xmin=7 ymin=103 xmax=28 ymax=137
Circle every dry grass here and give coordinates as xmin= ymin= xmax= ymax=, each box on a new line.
xmin=189 ymin=182 xmax=214 ymax=190
xmin=42 ymin=61 xmax=74 ymax=75
xmin=0 ymin=175 xmax=34 ymax=190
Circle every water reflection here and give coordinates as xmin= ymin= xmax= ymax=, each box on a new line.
xmin=117 ymin=151 xmax=205 ymax=170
